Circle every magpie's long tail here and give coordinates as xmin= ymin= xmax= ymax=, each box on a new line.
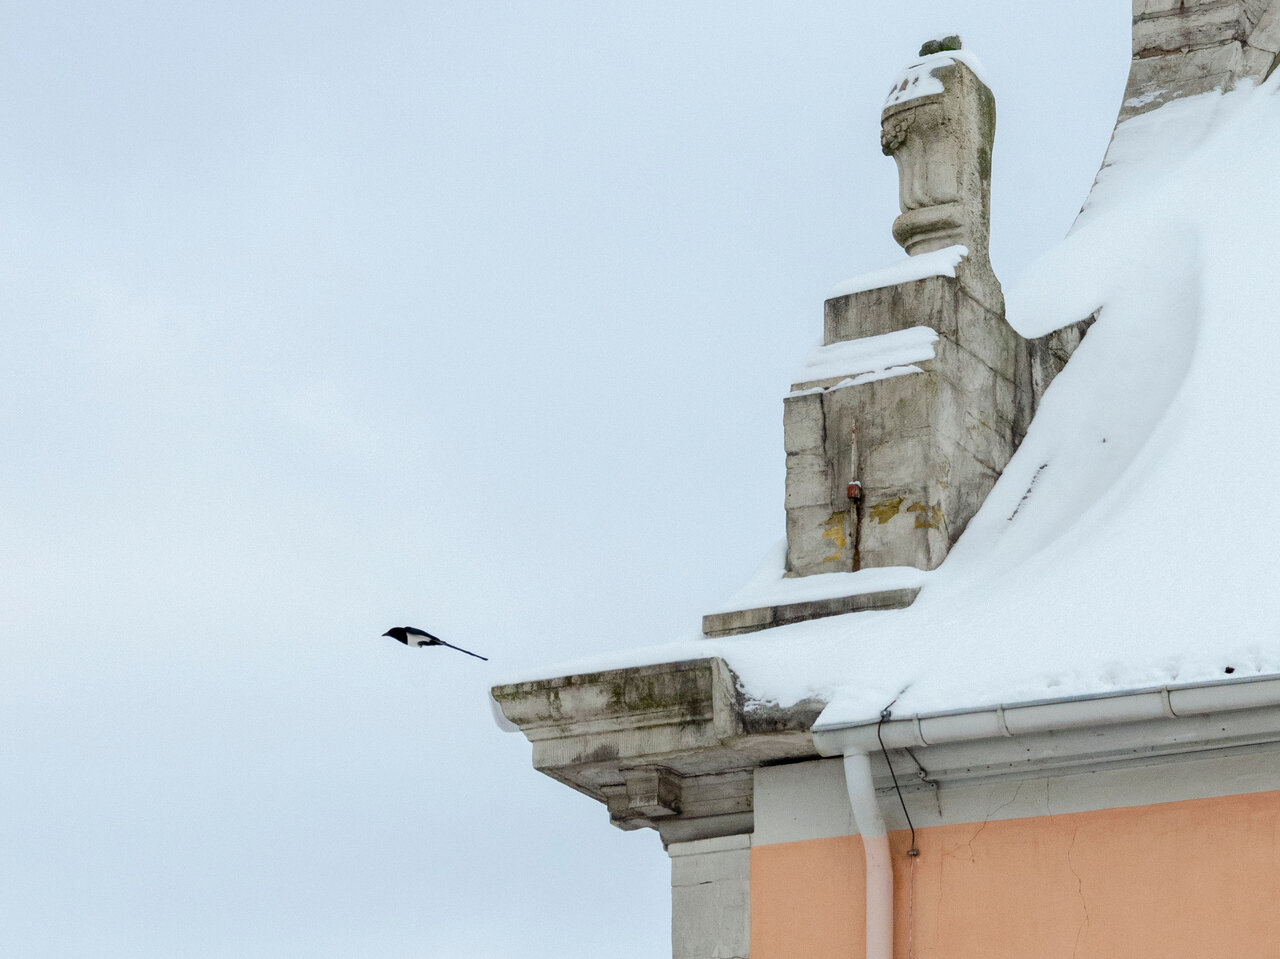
xmin=441 ymin=640 xmax=489 ymax=661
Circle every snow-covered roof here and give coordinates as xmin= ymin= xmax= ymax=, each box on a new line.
xmin=502 ymin=74 xmax=1280 ymax=731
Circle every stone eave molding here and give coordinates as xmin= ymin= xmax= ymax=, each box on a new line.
xmin=492 ymin=658 xmax=823 ymax=843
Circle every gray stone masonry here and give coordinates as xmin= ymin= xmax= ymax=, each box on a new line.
xmin=784 ymin=257 xmax=1036 ymax=576
xmin=701 ymin=586 xmax=922 ymax=638
xmin=669 ymin=835 xmax=750 ymax=959
xmin=491 ymin=658 xmax=822 ymax=844
xmin=782 ymin=42 xmax=1069 ymax=580
xmin=493 ymin=658 xmax=821 ymax=958
xmin=1120 ymin=0 xmax=1280 ymax=122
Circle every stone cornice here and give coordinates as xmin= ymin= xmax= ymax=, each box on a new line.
xmin=492 ymin=658 xmax=823 ymax=844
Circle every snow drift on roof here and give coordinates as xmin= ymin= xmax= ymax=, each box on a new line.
xmin=503 ymin=76 xmax=1280 ymax=729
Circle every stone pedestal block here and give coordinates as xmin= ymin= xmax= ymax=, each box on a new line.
xmin=784 ymin=262 xmax=1028 ymax=576
xmin=776 ymin=39 xmax=1080 ymax=580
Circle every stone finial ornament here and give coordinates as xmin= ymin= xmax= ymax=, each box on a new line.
xmin=768 ymin=38 xmax=1026 ymax=588
xmin=881 ymin=37 xmax=996 ymax=264
xmin=707 ymin=35 xmax=1086 ymax=630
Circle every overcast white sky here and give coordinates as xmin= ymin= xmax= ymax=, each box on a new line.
xmin=1 ymin=4 xmax=1128 ymax=956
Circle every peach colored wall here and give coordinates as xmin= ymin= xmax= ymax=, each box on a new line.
xmin=751 ymin=789 xmax=1280 ymax=959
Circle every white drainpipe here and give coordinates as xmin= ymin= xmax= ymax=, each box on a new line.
xmin=813 ymin=674 xmax=1280 ymax=959
xmin=841 ymin=750 xmax=893 ymax=959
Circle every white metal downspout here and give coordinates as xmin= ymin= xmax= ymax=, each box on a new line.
xmin=843 ymin=750 xmax=893 ymax=959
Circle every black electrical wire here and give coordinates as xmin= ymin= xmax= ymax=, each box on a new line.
xmin=877 ymin=706 xmax=918 ymax=855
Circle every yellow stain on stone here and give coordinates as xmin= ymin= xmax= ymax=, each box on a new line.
xmin=907 ymin=501 xmax=943 ymax=530
xmin=821 ymin=511 xmax=847 ymax=562
xmin=869 ymin=497 xmax=904 ymax=525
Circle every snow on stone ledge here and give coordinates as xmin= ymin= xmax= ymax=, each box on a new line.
xmin=829 ymin=245 xmax=966 ymax=298
xmin=791 ymin=325 xmax=938 ymax=389
xmin=705 ymin=540 xmax=928 ymax=615
xmin=829 ymin=365 xmax=925 ymax=391
xmin=884 ymin=50 xmax=990 ymax=108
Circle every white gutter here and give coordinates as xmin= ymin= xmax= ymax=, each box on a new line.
xmin=813 ymin=674 xmax=1280 ymax=751
xmin=811 ymin=674 xmax=1280 ymax=959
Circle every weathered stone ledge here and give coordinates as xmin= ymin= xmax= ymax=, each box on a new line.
xmin=701 ymin=586 xmax=921 ymax=638
xmin=492 ymin=658 xmax=823 ymax=844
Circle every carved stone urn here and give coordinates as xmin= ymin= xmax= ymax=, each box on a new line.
xmin=881 ymin=36 xmax=996 ymax=267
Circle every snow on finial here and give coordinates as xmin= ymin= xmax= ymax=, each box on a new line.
xmin=881 ymin=36 xmax=995 ymax=260
xmin=884 ymin=37 xmax=988 ymax=110
xmin=919 ymin=35 xmax=962 ymax=57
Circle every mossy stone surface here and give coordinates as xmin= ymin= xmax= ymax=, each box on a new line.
xmin=919 ymin=35 xmax=962 ymax=56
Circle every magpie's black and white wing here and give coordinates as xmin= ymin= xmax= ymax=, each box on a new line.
xmin=402 ymin=626 xmax=442 ymax=647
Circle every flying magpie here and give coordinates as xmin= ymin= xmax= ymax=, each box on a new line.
xmin=383 ymin=626 xmax=488 ymax=661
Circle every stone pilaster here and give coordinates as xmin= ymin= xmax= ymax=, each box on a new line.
xmin=1121 ymin=0 xmax=1280 ymax=121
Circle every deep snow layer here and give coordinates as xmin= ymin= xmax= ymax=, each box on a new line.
xmin=502 ymin=78 xmax=1280 ymax=727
